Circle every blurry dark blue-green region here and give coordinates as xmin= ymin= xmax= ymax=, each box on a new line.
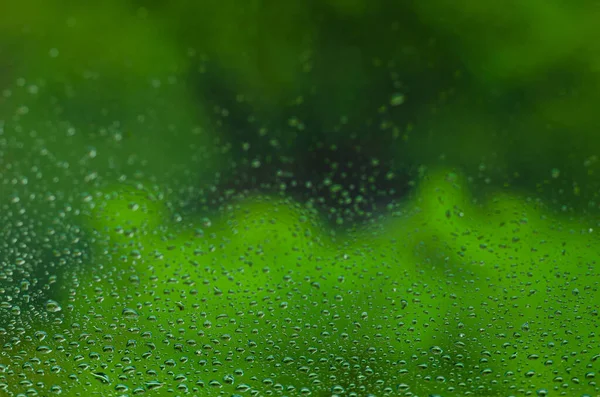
xmin=1 ymin=1 xmax=599 ymax=396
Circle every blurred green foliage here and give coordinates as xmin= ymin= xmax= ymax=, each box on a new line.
xmin=3 ymin=0 xmax=600 ymax=207
xmin=1 ymin=0 xmax=600 ymax=396
xmin=1 ymin=0 xmax=218 ymax=192
xmin=3 ymin=170 xmax=598 ymax=395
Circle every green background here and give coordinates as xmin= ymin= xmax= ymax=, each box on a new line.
xmin=0 ymin=1 xmax=599 ymax=396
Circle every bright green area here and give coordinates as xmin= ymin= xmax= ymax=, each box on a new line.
xmin=2 ymin=170 xmax=597 ymax=396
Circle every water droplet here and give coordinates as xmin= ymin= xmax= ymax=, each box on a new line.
xmin=92 ymin=372 xmax=110 ymax=384
xmin=145 ymin=381 xmax=164 ymax=390
xmin=122 ymin=308 xmax=139 ymax=319
xmin=45 ymin=300 xmax=62 ymax=313
xmin=36 ymin=345 xmax=52 ymax=354
xmin=390 ymin=93 xmax=405 ymax=106
xmin=430 ymin=346 xmax=443 ymax=355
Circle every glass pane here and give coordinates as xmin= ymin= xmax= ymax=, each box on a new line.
xmin=1 ymin=1 xmax=598 ymax=396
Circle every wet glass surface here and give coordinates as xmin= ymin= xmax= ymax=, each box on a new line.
xmin=1 ymin=2 xmax=599 ymax=396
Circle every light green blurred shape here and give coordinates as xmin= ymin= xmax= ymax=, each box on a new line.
xmin=0 ymin=179 xmax=458 ymax=395
xmin=3 ymin=170 xmax=598 ymax=395
xmin=76 ymin=184 xmax=454 ymax=395
xmin=403 ymin=169 xmax=599 ymax=395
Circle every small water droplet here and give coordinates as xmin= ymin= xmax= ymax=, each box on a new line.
xmin=92 ymin=372 xmax=110 ymax=384
xmin=390 ymin=93 xmax=405 ymax=106
xmin=145 ymin=381 xmax=164 ymax=390
xmin=45 ymin=300 xmax=62 ymax=313
xmin=122 ymin=308 xmax=139 ymax=319
xmin=36 ymin=345 xmax=52 ymax=354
